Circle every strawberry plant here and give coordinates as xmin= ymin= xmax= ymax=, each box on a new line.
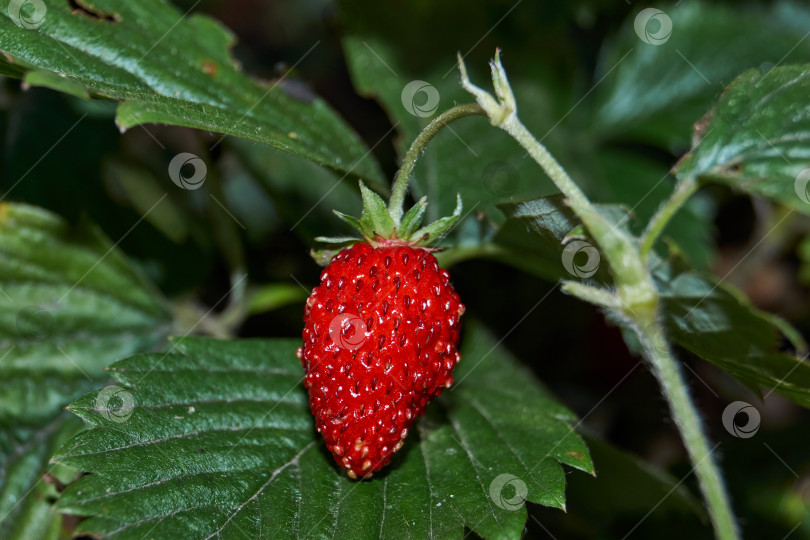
xmin=1 ymin=1 xmax=810 ymax=539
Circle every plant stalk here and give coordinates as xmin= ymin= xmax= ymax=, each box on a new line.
xmin=640 ymin=177 xmax=699 ymax=264
xmin=388 ymin=103 xmax=486 ymax=223
xmin=638 ymin=322 xmax=740 ymax=540
xmin=512 ymin=105 xmax=737 ymax=535
xmin=498 ymin=115 xmax=658 ymax=314
xmin=459 ymin=51 xmax=740 ymax=539
xmin=499 ymin=115 xmax=593 ymax=224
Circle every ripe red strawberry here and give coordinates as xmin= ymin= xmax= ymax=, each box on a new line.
xmin=299 ymin=182 xmax=465 ymax=478
xmin=300 ymin=243 xmax=464 ymax=478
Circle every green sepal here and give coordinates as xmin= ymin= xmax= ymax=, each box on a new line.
xmin=310 ymin=247 xmax=344 ymax=266
xmin=333 ymin=211 xmax=363 ymax=232
xmin=358 ymin=181 xmax=396 ymax=238
xmin=399 ymin=196 xmax=427 ymax=238
xmin=313 ymin=236 xmax=361 ymax=244
xmin=312 ymin=184 xmax=463 ymax=267
xmin=411 ymin=194 xmax=462 ymax=245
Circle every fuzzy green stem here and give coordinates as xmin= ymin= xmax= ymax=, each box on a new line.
xmin=638 ymin=322 xmax=740 ymax=540
xmin=499 ymin=116 xmax=594 ymax=223
xmin=511 ymin=118 xmax=738 ymax=539
xmin=461 ymin=52 xmax=740 ymax=538
xmin=498 ymin=115 xmax=658 ymax=314
xmin=561 ymin=281 xmax=621 ymax=310
xmin=640 ymin=177 xmax=699 ymax=264
xmin=388 ymin=103 xmax=486 ymax=224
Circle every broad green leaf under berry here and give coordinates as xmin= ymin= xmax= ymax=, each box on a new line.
xmin=54 ymin=323 xmax=592 ymax=539
xmin=0 ymin=0 xmax=385 ymax=187
xmin=675 ymin=64 xmax=810 ymax=215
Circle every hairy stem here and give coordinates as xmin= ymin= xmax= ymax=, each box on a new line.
xmin=498 ymin=115 xmax=657 ymax=313
xmin=640 ymin=177 xmax=699 ymax=264
xmin=639 ymin=322 xmax=740 ymax=540
xmin=461 ymin=51 xmax=740 ymax=538
xmin=499 ymin=116 xmax=594 ymax=223
xmin=561 ymin=281 xmax=620 ymax=310
xmin=388 ymin=103 xmax=485 ymax=223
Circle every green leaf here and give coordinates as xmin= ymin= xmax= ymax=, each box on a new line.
xmin=0 ymin=415 xmax=83 ymax=539
xmin=245 ymin=283 xmax=307 ymax=316
xmin=591 ymin=150 xmax=714 ymax=269
xmin=593 ymin=2 xmax=810 ymax=149
xmin=0 ymin=203 xmax=171 ymax=424
xmin=652 ymin=257 xmax=810 ymax=408
xmin=491 ymin=195 xmax=810 ymax=407
xmin=571 ymin=433 xmax=704 ymax=521
xmin=493 ymin=195 xmax=619 ymax=283
xmin=228 ymin=140 xmax=366 ymax=243
xmin=54 ymin=322 xmax=592 ymax=539
xmin=0 ymin=0 xmax=384 ymax=185
xmin=0 ymin=203 xmax=172 ymax=538
xmin=676 ymin=64 xmax=810 ymax=215
xmin=24 ymin=70 xmax=89 ymax=100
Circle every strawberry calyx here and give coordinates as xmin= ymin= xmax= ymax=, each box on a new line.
xmin=312 ymin=180 xmax=462 ymax=265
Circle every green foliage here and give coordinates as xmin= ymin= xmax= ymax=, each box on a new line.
xmin=1 ymin=0 xmax=810 ymax=538
xmin=0 ymin=203 xmax=170 ymax=538
xmin=594 ymin=3 xmax=810 ymax=149
xmin=653 ymin=257 xmax=810 ymax=406
xmin=676 ymin=65 xmax=810 ymax=213
xmin=227 ymin=139 xmax=365 ymax=245
xmin=0 ymin=203 xmax=171 ymax=424
xmin=494 ymin=193 xmax=810 ymax=409
xmin=0 ymin=0 xmax=385 ymax=186
xmin=0 ymin=415 xmax=82 ymax=539
xmin=54 ymin=324 xmax=592 ymax=539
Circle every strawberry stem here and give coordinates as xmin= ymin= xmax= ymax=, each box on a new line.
xmin=637 ymin=319 xmax=740 ymax=540
xmin=388 ymin=103 xmax=485 ymax=225
xmin=639 ymin=176 xmax=699 ymax=264
xmin=460 ymin=50 xmax=741 ymax=540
